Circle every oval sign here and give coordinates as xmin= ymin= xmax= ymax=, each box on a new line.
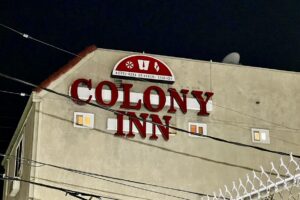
xmin=112 ymin=55 xmax=175 ymax=83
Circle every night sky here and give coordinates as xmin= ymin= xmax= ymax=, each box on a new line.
xmin=1 ymin=0 xmax=300 ymax=196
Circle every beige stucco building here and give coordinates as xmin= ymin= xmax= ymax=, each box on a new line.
xmin=2 ymin=46 xmax=300 ymax=200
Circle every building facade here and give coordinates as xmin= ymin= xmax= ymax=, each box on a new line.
xmin=2 ymin=46 xmax=300 ymax=200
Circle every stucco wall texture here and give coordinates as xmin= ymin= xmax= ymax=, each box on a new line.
xmin=2 ymin=48 xmax=300 ymax=200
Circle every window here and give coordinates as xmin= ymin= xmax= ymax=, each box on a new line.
xmin=14 ymin=137 xmax=23 ymax=177
xmin=188 ymin=123 xmax=207 ymax=137
xmin=251 ymin=128 xmax=270 ymax=144
xmin=74 ymin=112 xmax=94 ymax=128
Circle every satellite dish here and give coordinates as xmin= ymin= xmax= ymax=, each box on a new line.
xmin=222 ymin=52 xmax=240 ymax=64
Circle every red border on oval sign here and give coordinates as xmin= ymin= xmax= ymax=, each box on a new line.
xmin=111 ymin=55 xmax=175 ymax=83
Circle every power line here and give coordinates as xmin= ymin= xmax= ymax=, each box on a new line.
xmin=0 ymin=174 xmax=122 ymax=200
xmin=0 ymin=65 xmax=298 ymax=196
xmin=0 ymin=23 xmax=78 ymax=57
xmin=0 ymin=89 xmax=29 ymax=97
xmin=0 ymin=71 xmax=299 ymax=160
xmin=0 ymin=115 xmax=18 ymax=119
xmin=1 ymin=23 xmax=299 ymax=132
xmin=0 ymin=153 xmax=210 ymax=198
xmin=209 ymin=117 xmax=300 ymax=134
xmin=212 ymin=103 xmax=300 ymax=131
xmin=202 ymin=119 xmax=300 ymax=147
xmin=1 ymin=160 xmax=160 ymax=200
xmin=1 ymin=21 xmax=300 ymax=183
xmin=1 ymin=23 xmax=299 ymax=198
xmin=0 ymin=125 xmax=15 ymax=129
xmin=34 ymin=177 xmax=159 ymax=200
xmin=175 ymin=115 xmax=300 ymax=135
xmin=0 ymin=23 xmax=150 ymax=85
xmin=58 ymin=170 xmax=191 ymax=200
xmin=0 ymin=162 xmax=191 ymax=200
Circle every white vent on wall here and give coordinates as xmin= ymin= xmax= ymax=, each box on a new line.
xmin=9 ymin=180 xmax=20 ymax=197
xmin=251 ymin=128 xmax=270 ymax=144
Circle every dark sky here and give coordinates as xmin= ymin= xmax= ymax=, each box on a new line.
xmin=1 ymin=0 xmax=300 ymax=195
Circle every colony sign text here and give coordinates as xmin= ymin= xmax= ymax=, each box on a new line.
xmin=70 ymin=55 xmax=214 ymax=141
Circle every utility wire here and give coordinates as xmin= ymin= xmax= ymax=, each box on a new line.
xmin=1 ymin=22 xmax=300 ymax=180
xmin=0 ymin=163 xmax=191 ymax=200
xmin=0 ymin=71 xmax=299 ymax=160
xmin=0 ymin=74 xmax=298 ymax=198
xmin=55 ymin=169 xmax=191 ymax=200
xmin=212 ymin=103 xmax=300 ymax=131
xmin=0 ymin=153 xmax=210 ymax=198
xmin=209 ymin=117 xmax=300 ymax=133
xmin=0 ymin=156 xmax=197 ymax=200
xmin=202 ymin=119 xmax=300 ymax=147
xmin=1 ymin=23 xmax=299 ymax=132
xmin=0 ymin=174 xmax=122 ymax=200
xmin=175 ymin=115 xmax=300 ymax=135
xmin=0 ymin=81 xmax=198 ymax=200
xmin=0 ymin=125 xmax=15 ymax=129
xmin=1 ymin=23 xmax=299 ymax=198
xmin=0 ymin=23 xmax=78 ymax=57
xmin=0 ymin=115 xmax=18 ymax=119
xmin=0 ymin=89 xmax=29 ymax=97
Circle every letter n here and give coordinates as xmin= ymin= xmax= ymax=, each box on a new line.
xmin=149 ymin=115 xmax=172 ymax=141
xmin=127 ymin=112 xmax=148 ymax=139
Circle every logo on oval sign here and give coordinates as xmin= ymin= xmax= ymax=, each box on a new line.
xmin=112 ymin=55 xmax=175 ymax=83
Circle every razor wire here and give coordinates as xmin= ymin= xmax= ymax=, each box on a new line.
xmin=204 ymin=153 xmax=300 ymax=200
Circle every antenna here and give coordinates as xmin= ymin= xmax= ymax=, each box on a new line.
xmin=222 ymin=52 xmax=240 ymax=64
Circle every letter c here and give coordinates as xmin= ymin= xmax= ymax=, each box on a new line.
xmin=70 ymin=79 xmax=92 ymax=105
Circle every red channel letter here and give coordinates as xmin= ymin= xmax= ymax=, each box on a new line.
xmin=120 ymin=83 xmax=142 ymax=110
xmin=127 ymin=112 xmax=148 ymax=139
xmin=149 ymin=115 xmax=172 ymax=141
xmin=167 ymin=88 xmax=189 ymax=114
xmin=95 ymin=81 xmax=118 ymax=106
xmin=191 ymin=91 xmax=214 ymax=116
xmin=70 ymin=79 xmax=92 ymax=105
xmin=143 ymin=86 xmax=166 ymax=112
